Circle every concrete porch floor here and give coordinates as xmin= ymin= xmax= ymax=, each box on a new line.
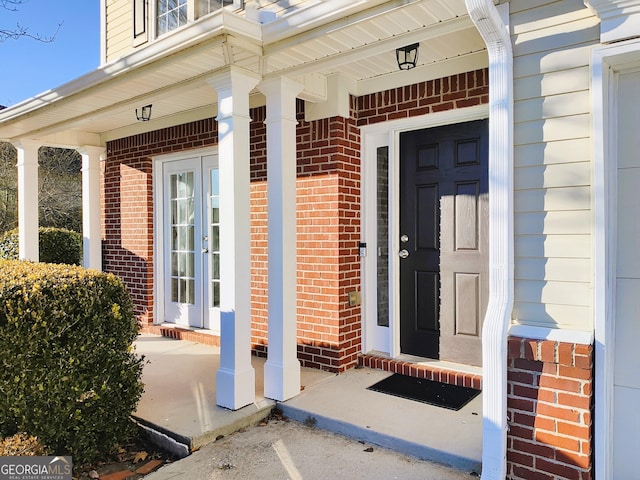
xmin=133 ymin=334 xmax=482 ymax=473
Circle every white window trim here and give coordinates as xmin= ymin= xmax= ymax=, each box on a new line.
xmin=592 ymin=36 xmax=640 ymax=480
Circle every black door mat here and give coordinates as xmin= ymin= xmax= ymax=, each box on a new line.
xmin=367 ymin=374 xmax=481 ymax=411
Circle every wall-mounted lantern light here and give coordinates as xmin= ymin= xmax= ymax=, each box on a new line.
xmin=136 ymin=104 xmax=153 ymax=121
xmin=396 ymin=43 xmax=419 ymax=70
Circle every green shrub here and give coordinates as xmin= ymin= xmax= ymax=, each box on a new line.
xmin=0 ymin=260 xmax=144 ymax=464
xmin=0 ymin=228 xmax=82 ymax=265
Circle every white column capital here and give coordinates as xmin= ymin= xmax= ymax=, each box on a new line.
xmin=258 ymin=77 xmax=304 ymax=123
xmin=207 ymin=67 xmax=261 ymax=121
xmin=77 ymin=145 xmax=106 ymax=160
xmin=13 ymin=139 xmax=41 ymax=165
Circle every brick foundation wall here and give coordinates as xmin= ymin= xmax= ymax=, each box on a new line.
xmin=507 ymin=337 xmax=593 ymax=480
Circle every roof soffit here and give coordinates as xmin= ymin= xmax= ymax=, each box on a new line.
xmin=0 ymin=0 xmax=485 ymax=144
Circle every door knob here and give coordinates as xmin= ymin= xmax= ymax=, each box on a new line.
xmin=201 ymin=248 xmax=209 ymax=254
xmin=398 ymin=249 xmax=409 ymax=259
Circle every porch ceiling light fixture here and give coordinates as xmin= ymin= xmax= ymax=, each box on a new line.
xmin=396 ymin=43 xmax=419 ymax=70
xmin=136 ymin=104 xmax=153 ymax=122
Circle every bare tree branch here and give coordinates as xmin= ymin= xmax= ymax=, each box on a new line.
xmin=0 ymin=0 xmax=62 ymax=43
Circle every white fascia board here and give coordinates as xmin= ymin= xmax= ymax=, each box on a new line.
xmin=0 ymin=11 xmax=261 ymax=132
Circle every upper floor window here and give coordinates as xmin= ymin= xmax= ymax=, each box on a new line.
xmin=198 ymin=0 xmax=233 ymax=16
xmin=132 ymin=0 xmax=244 ymax=44
xmin=157 ymin=0 xmax=188 ymax=36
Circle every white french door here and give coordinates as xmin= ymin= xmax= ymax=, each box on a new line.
xmin=161 ymin=154 xmax=220 ymax=331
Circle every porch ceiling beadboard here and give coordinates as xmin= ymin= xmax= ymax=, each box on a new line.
xmin=0 ymin=0 xmax=486 ymax=147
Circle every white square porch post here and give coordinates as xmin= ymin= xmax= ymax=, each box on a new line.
xmin=78 ymin=146 xmax=105 ymax=271
xmin=208 ymin=68 xmax=260 ymax=410
xmin=259 ymin=77 xmax=304 ymax=401
xmin=14 ymin=139 xmax=41 ymax=262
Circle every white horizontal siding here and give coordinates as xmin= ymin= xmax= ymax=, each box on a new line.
xmin=512 ymin=303 xmax=591 ymax=330
xmin=511 ymin=0 xmax=594 ymax=35
xmin=515 ymin=162 xmax=590 ymax=190
xmin=515 ymin=67 xmax=590 ymax=101
xmin=511 ymin=0 xmax=598 ymax=332
xmin=515 ymin=258 xmax=591 ymax=284
xmin=515 ymin=211 xmax=591 ymax=235
xmin=513 ymin=15 xmax=599 ymax=57
xmin=515 ymin=186 xmax=590 ymax=212
xmin=106 ymin=0 xmax=134 ymax=63
xmin=514 ymin=42 xmax=591 ymax=78
xmin=515 ymin=91 xmax=589 ymax=121
xmin=515 ymin=280 xmax=590 ymax=306
xmin=515 ymin=234 xmax=590 ymax=259
xmin=515 ymin=138 xmax=590 ymax=167
xmin=515 ymin=113 xmax=590 ymax=145
xmin=516 ymin=258 xmax=590 ymax=282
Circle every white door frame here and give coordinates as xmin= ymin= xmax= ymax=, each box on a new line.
xmin=592 ymin=37 xmax=640 ymax=480
xmin=153 ymin=147 xmax=219 ymax=331
xmin=360 ymin=105 xmax=489 ymax=358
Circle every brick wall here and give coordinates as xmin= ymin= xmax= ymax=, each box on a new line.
xmin=507 ymin=337 xmax=593 ymax=480
xmin=356 ymin=69 xmax=488 ymax=126
xmin=105 ymin=68 xmax=489 ymax=373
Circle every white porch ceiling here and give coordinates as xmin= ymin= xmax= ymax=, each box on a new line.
xmin=0 ymin=0 xmax=487 ymax=147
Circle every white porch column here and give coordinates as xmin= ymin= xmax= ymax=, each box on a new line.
xmin=14 ymin=140 xmax=41 ymax=262
xmin=78 ymin=146 xmax=105 ymax=271
xmin=208 ymin=68 xmax=260 ymax=410
xmin=259 ymin=77 xmax=304 ymax=401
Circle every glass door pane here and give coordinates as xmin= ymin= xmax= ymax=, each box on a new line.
xmin=377 ymin=146 xmax=390 ymax=327
xmin=169 ymin=171 xmax=196 ymax=305
xmin=163 ymin=158 xmax=202 ymax=328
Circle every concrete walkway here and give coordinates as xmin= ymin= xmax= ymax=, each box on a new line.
xmin=134 ymin=334 xmax=482 ymax=477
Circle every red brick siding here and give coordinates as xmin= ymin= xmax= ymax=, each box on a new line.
xmin=507 ymin=337 xmax=593 ymax=480
xmin=357 ymin=69 xmax=489 ymax=126
xmin=105 ymin=68 xmax=489 ymax=373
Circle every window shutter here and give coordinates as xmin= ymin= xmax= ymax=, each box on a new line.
xmin=133 ymin=0 xmax=148 ymax=44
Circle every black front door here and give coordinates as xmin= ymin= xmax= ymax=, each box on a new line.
xmin=399 ymin=119 xmax=488 ymax=362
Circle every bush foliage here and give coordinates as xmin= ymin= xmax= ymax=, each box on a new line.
xmin=0 ymin=260 xmax=144 ymax=464
xmin=0 ymin=227 xmax=82 ymax=265
xmin=0 ymin=433 xmax=48 ymax=456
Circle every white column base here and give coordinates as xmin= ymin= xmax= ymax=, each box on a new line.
xmin=263 ymin=359 xmax=301 ymax=401
xmin=216 ymin=366 xmax=256 ymax=411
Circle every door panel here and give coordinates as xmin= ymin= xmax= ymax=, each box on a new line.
xmin=164 ymin=160 xmax=202 ymax=327
xmin=399 ymin=120 xmax=488 ymax=364
xmin=162 ymin=154 xmax=219 ymax=330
